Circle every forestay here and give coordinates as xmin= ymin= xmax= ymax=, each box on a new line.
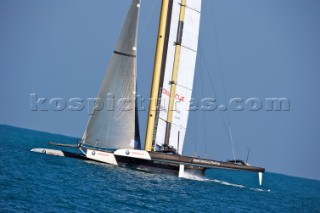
xmin=82 ymin=0 xmax=141 ymax=150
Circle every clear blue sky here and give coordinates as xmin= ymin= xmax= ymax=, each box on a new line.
xmin=1 ymin=0 xmax=319 ymax=180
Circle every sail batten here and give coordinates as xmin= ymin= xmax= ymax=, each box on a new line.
xmin=82 ymin=0 xmax=141 ymax=150
xmin=113 ymin=51 xmax=137 ymax=58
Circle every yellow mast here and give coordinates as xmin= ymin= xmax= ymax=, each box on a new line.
xmin=144 ymin=0 xmax=170 ymax=151
xmin=165 ymin=0 xmax=187 ymax=146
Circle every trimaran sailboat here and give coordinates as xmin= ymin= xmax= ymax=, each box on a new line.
xmin=32 ymin=0 xmax=265 ymax=185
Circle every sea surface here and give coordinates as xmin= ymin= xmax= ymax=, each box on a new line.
xmin=0 ymin=124 xmax=319 ymax=212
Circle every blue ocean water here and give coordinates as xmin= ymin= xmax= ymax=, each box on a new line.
xmin=0 ymin=125 xmax=319 ymax=212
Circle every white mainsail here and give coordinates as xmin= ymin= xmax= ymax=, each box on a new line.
xmin=82 ymin=0 xmax=141 ymax=150
xmin=154 ymin=0 xmax=202 ymax=154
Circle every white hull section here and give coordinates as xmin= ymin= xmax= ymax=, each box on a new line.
xmin=114 ymin=149 xmax=151 ymax=160
xmin=86 ymin=149 xmax=118 ymax=166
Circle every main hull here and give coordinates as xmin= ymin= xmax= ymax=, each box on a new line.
xmin=85 ymin=148 xmax=205 ymax=177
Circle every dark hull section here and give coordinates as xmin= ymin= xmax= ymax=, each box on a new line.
xmin=115 ymin=155 xmax=206 ymax=176
xmin=148 ymin=152 xmax=265 ymax=173
xmin=62 ymin=151 xmax=87 ymax=160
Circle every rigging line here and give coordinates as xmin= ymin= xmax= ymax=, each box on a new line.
xmin=210 ymin=3 xmax=229 ymax=118
xmin=228 ymin=126 xmax=236 ymax=161
xmin=199 ymin=52 xmax=207 ymax=158
xmin=198 ymin=45 xmax=236 ymax=161
xmin=210 ymin=17 xmax=233 ymax=151
xmin=138 ymin=0 xmax=157 ymax=41
xmin=209 ymin=3 xmax=234 ymax=124
xmin=194 ymin=109 xmax=197 ymax=157
xmin=211 ymin=1 xmax=237 ymax=160
xmin=183 ymin=3 xmax=200 ymax=158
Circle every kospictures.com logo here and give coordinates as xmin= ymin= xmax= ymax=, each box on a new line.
xmin=29 ymin=93 xmax=290 ymax=114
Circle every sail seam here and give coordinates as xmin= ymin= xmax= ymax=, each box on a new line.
xmin=175 ymin=83 xmax=192 ymax=91
xmin=170 ymin=122 xmax=186 ymax=129
xmin=180 ymin=44 xmax=197 ymax=52
xmin=185 ymin=5 xmax=200 ymax=13
xmin=178 ymin=2 xmax=200 ymax=13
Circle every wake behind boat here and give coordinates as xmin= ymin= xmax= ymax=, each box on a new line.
xmin=32 ymin=0 xmax=265 ymax=185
